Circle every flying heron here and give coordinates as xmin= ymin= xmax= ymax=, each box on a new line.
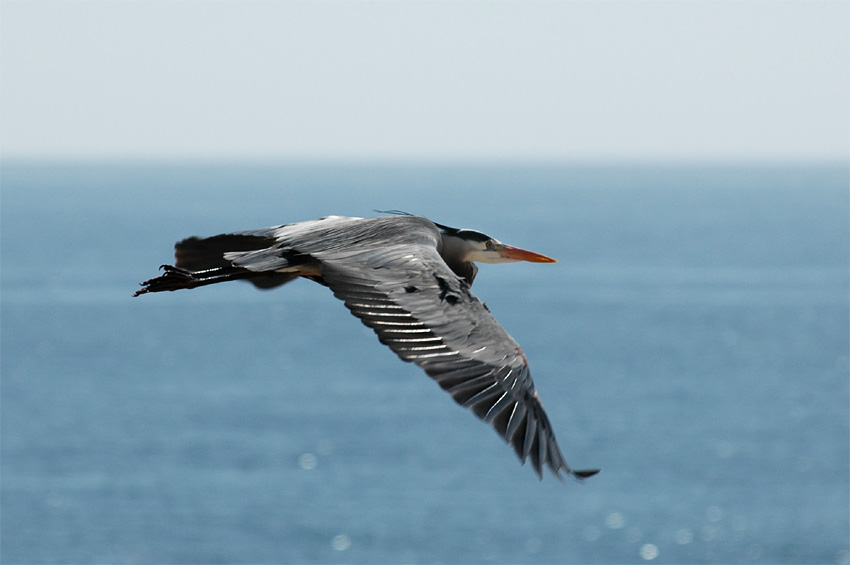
xmin=135 ymin=214 xmax=598 ymax=480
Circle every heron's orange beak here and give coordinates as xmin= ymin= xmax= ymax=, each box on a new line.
xmin=497 ymin=244 xmax=557 ymax=263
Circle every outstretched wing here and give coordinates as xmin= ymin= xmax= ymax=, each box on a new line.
xmin=299 ymin=217 xmax=594 ymax=479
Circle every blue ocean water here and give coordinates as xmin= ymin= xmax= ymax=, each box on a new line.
xmin=1 ymin=162 xmax=848 ymax=564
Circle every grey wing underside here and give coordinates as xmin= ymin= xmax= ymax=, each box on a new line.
xmin=320 ymin=249 xmax=580 ymax=479
xmin=262 ymin=217 xmax=580 ymax=478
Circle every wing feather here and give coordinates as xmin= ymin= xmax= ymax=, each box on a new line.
xmin=308 ymin=217 xmax=591 ymax=479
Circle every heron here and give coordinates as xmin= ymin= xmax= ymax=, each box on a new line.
xmin=135 ymin=214 xmax=598 ymax=481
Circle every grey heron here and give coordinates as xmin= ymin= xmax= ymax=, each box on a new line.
xmin=135 ymin=214 xmax=599 ymax=481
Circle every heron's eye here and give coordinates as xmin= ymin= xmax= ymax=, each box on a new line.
xmin=485 ymin=240 xmax=495 ymax=250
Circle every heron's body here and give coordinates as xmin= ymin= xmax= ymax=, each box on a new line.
xmin=136 ymin=214 xmax=598 ymax=480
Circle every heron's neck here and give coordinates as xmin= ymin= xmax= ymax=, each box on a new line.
xmin=439 ymin=233 xmax=479 ymax=286
xmin=444 ymin=257 xmax=478 ymax=286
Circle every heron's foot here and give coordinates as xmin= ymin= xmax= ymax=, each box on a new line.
xmin=134 ymin=265 xmax=198 ymax=296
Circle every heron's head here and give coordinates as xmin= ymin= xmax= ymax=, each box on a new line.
xmin=437 ymin=224 xmax=557 ymax=265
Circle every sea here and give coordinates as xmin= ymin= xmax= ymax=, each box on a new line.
xmin=1 ymin=161 xmax=848 ymax=564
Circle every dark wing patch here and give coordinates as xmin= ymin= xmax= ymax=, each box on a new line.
xmin=316 ymin=242 xmax=591 ymax=480
xmin=175 ymin=233 xmax=276 ymax=271
xmin=174 ymin=229 xmax=296 ymax=290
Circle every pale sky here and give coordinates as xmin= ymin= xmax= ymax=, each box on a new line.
xmin=1 ymin=1 xmax=848 ymax=162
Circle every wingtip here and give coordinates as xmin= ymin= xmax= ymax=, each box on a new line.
xmin=572 ymin=468 xmax=601 ymax=480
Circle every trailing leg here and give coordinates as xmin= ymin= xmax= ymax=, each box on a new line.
xmin=134 ymin=264 xmax=264 ymax=296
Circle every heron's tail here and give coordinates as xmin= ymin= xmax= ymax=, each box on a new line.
xmin=174 ymin=233 xmax=276 ymax=272
xmin=135 ymin=231 xmax=297 ymax=296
